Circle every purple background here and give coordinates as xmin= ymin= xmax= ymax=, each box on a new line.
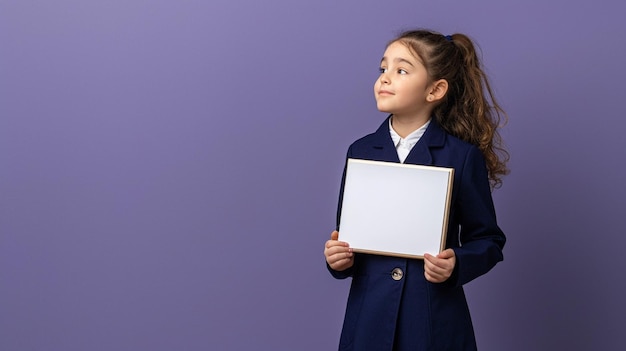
xmin=1 ymin=1 xmax=625 ymax=350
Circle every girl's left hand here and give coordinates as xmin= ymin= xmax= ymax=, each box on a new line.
xmin=423 ymin=249 xmax=456 ymax=283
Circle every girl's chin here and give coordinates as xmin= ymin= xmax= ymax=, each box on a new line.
xmin=376 ymin=104 xmax=393 ymax=113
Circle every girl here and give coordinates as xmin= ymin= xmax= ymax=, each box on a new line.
xmin=324 ymin=29 xmax=509 ymax=351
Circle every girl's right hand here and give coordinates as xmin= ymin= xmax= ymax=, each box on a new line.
xmin=324 ymin=231 xmax=354 ymax=271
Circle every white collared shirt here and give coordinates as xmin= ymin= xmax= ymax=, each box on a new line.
xmin=389 ymin=118 xmax=431 ymax=163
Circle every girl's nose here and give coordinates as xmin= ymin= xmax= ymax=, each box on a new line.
xmin=379 ymin=72 xmax=390 ymax=84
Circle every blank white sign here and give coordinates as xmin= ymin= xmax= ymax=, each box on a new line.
xmin=338 ymin=159 xmax=454 ymax=258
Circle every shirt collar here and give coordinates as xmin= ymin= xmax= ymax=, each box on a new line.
xmin=389 ymin=118 xmax=431 ymax=149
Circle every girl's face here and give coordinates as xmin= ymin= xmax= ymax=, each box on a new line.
xmin=374 ymin=41 xmax=433 ymax=120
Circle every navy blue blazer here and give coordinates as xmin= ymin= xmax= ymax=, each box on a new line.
xmin=329 ymin=117 xmax=506 ymax=351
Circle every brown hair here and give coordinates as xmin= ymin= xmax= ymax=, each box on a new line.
xmin=391 ymin=29 xmax=509 ymax=188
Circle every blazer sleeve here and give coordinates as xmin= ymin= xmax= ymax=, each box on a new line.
xmin=326 ymin=146 xmax=356 ymax=279
xmin=450 ymin=146 xmax=506 ymax=287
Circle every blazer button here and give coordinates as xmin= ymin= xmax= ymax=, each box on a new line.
xmin=391 ymin=268 xmax=404 ymax=281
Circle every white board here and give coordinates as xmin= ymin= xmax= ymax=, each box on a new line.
xmin=338 ymin=158 xmax=454 ymax=259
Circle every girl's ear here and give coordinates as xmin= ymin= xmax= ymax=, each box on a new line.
xmin=427 ymin=79 xmax=449 ymax=102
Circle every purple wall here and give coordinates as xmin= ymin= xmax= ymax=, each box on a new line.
xmin=1 ymin=1 xmax=624 ymax=350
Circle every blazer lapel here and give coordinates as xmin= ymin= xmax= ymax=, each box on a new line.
xmin=368 ymin=116 xmax=401 ymax=163
xmin=403 ymin=119 xmax=446 ymax=166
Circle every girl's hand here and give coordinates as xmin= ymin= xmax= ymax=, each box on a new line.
xmin=324 ymin=231 xmax=354 ymax=271
xmin=423 ymin=249 xmax=456 ymax=283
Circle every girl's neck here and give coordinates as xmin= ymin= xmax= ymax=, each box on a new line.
xmin=390 ymin=114 xmax=431 ymax=138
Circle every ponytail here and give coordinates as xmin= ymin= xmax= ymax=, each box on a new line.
xmin=391 ymin=30 xmax=509 ymax=188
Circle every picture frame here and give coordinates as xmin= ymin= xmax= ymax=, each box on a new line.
xmin=338 ymin=158 xmax=454 ymax=259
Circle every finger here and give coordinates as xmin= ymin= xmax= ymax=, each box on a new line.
xmin=325 ymin=245 xmax=351 ymax=256
xmin=325 ymin=240 xmax=335 ymax=249
xmin=424 ymin=256 xmax=452 ymax=278
xmin=425 ymin=252 xmax=453 ymax=271
xmin=424 ymin=270 xmax=444 ymax=283
xmin=424 ymin=270 xmax=436 ymax=282
xmin=436 ymin=249 xmax=455 ymax=259
xmin=330 ymin=250 xmax=353 ymax=263
xmin=330 ymin=259 xmax=352 ymax=271
xmin=325 ymin=239 xmax=349 ymax=249
xmin=423 ymin=254 xmax=445 ymax=271
xmin=328 ymin=251 xmax=353 ymax=266
xmin=326 ymin=231 xmax=349 ymax=248
xmin=424 ymin=258 xmax=445 ymax=276
xmin=325 ymin=245 xmax=353 ymax=261
xmin=426 ymin=262 xmax=448 ymax=280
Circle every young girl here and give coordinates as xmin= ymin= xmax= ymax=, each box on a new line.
xmin=324 ymin=29 xmax=509 ymax=351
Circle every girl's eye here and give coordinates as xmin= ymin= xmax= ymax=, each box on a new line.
xmin=378 ymin=67 xmax=388 ymax=74
xmin=398 ymin=69 xmax=408 ymax=75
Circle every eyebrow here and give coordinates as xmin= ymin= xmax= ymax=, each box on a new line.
xmin=380 ymin=57 xmax=415 ymax=67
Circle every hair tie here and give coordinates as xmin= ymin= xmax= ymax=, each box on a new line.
xmin=445 ymin=35 xmax=453 ymax=42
